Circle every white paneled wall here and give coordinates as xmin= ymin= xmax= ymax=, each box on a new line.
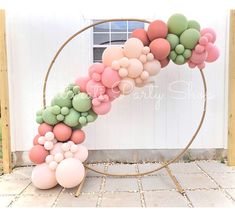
xmin=3 ymin=1 xmax=230 ymax=151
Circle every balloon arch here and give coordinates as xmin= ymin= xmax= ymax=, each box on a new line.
xmin=29 ymin=14 xmax=219 ymax=189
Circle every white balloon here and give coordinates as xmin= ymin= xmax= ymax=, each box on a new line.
xmin=74 ymin=145 xmax=88 ymax=162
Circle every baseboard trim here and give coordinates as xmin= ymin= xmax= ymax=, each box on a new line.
xmin=12 ymin=148 xmax=227 ymax=166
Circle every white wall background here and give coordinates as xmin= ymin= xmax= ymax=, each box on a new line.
xmin=1 ymin=0 xmax=235 ymax=151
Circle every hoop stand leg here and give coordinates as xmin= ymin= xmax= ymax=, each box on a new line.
xmin=75 ymin=168 xmax=88 ymax=197
xmin=162 ymin=163 xmax=185 ymax=194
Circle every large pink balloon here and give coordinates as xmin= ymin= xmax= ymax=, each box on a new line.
xmin=144 ymin=60 xmax=161 ymax=76
xmin=29 ymin=145 xmax=49 ymax=164
xmin=74 ymin=145 xmax=88 ymax=162
xmin=205 ymin=45 xmax=219 ymax=62
xmin=53 ymin=123 xmax=72 ymax=142
xmin=92 ymin=101 xmax=111 ymax=115
xmin=55 ymin=158 xmax=85 ymax=188
xmin=31 ymin=163 xmax=57 ymax=189
xmin=118 ymin=78 xmax=135 ymax=95
xmin=106 ymin=87 xmax=121 ymax=101
xmin=75 ymin=76 xmax=90 ymax=92
xmin=124 ymin=38 xmax=144 ymax=59
xmin=86 ymin=80 xmax=106 ymax=98
xmin=101 ymin=67 xmax=121 ymax=88
xmin=127 ymin=59 xmax=143 ymax=78
xmin=38 ymin=123 xmax=53 ymax=136
xmin=102 ymin=46 xmax=124 ymax=66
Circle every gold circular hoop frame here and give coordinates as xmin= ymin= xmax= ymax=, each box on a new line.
xmin=43 ymin=19 xmax=207 ymax=177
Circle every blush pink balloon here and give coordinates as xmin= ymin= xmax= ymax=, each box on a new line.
xmin=160 ymin=58 xmax=170 ymax=68
xmin=86 ymin=80 xmax=106 ymax=97
xmin=50 ymin=142 xmax=63 ymax=155
xmin=53 ymin=123 xmax=72 ymax=142
xmin=93 ymin=101 xmax=111 ymax=115
xmin=38 ymin=123 xmax=53 ymax=136
xmin=201 ymin=28 xmax=216 ymax=43
xmin=102 ymin=46 xmax=124 ymax=66
xmin=74 ymin=145 xmax=88 ymax=162
xmin=206 ymin=45 xmax=219 ymax=62
xmin=124 ymin=38 xmax=144 ymax=59
xmin=70 ymin=129 xmax=85 ymax=144
xmin=144 ymin=60 xmax=161 ymax=76
xmin=75 ymin=76 xmax=90 ymax=92
xmin=118 ymin=77 xmax=135 ymax=95
xmin=33 ymin=134 xmax=40 ymax=145
xmin=127 ymin=58 xmax=143 ymax=78
xmin=55 ymin=158 xmax=85 ymax=188
xmin=89 ymin=63 xmax=105 ymax=75
xmin=106 ymin=87 xmax=121 ymax=101
xmin=31 ymin=163 xmax=57 ymax=189
xmin=101 ymin=67 xmax=121 ymax=88
xmin=190 ymin=50 xmax=208 ymax=64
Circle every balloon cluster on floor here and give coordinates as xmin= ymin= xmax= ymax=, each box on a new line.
xmin=30 ymin=14 xmax=220 ymax=189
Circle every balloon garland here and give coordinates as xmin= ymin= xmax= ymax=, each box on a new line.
xmin=29 ymin=14 xmax=219 ymax=189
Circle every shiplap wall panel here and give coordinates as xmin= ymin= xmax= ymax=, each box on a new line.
xmin=5 ymin=8 xmax=228 ymax=151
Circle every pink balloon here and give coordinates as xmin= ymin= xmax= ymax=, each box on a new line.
xmin=75 ymin=76 xmax=90 ymax=92
xmin=131 ymin=29 xmax=150 ymax=46
xmin=50 ymin=142 xmax=63 ymax=155
xmin=29 ymin=145 xmax=49 ymax=164
xmin=38 ymin=123 xmax=53 ymax=136
xmin=201 ymin=28 xmax=216 ymax=43
xmin=160 ymin=58 xmax=170 ymax=68
xmin=89 ymin=63 xmax=105 ymax=76
xmin=33 ymin=134 xmax=40 ymax=145
xmin=106 ymin=87 xmax=121 ymax=101
xmin=149 ymin=38 xmax=171 ymax=60
xmin=70 ymin=129 xmax=86 ymax=144
xmin=74 ymin=145 xmax=88 ymax=162
xmin=147 ymin=20 xmax=168 ymax=41
xmin=127 ymin=58 xmax=143 ymax=78
xmin=101 ymin=67 xmax=121 ymax=88
xmin=195 ymin=44 xmax=205 ymax=54
xmin=206 ymin=45 xmax=219 ymax=62
xmin=190 ymin=50 xmax=208 ymax=64
xmin=55 ymin=158 xmax=85 ymax=188
xmin=144 ymin=60 xmax=161 ymax=76
xmin=118 ymin=77 xmax=135 ymax=95
xmin=86 ymin=80 xmax=106 ymax=98
xmin=53 ymin=123 xmax=72 ymax=142
xmin=31 ymin=163 xmax=57 ymax=189
xmin=124 ymin=38 xmax=144 ymax=59
xmin=102 ymin=46 xmax=124 ymax=66
xmin=92 ymin=101 xmax=111 ymax=115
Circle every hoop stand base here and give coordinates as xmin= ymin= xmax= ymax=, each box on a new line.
xmin=74 ymin=163 xmax=185 ymax=197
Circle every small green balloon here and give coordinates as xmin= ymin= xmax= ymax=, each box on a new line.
xmin=73 ymin=86 xmax=80 ymax=94
xmin=61 ymin=107 xmax=69 ymax=115
xmin=64 ymin=108 xmax=80 ymax=127
xmin=56 ymin=114 xmax=64 ymax=121
xmin=51 ymin=93 xmax=72 ymax=108
xmin=42 ymin=107 xmax=58 ymax=125
xmin=86 ymin=115 xmax=94 ymax=123
xmin=169 ymin=51 xmax=177 ymax=61
xmin=166 ymin=34 xmax=179 ymax=50
xmin=36 ymin=116 xmax=43 ymax=124
xmin=174 ymin=55 xmax=185 ymax=65
xmin=66 ymin=90 xmax=74 ymax=99
xmin=188 ymin=20 xmax=201 ymax=31
xmin=88 ymin=109 xmax=98 ymax=121
xmin=81 ymin=112 xmax=88 ymax=117
xmin=180 ymin=28 xmax=200 ymax=49
xmin=36 ymin=109 xmax=43 ymax=116
xmin=183 ymin=49 xmax=192 ymax=59
xmin=52 ymin=105 xmax=61 ymax=115
xmin=72 ymin=93 xmax=92 ymax=112
xmin=167 ymin=14 xmax=188 ymax=36
xmin=175 ymin=44 xmax=185 ymax=54
xmin=79 ymin=116 xmax=87 ymax=125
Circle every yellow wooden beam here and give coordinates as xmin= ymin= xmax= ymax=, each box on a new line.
xmin=0 ymin=10 xmax=12 ymax=173
xmin=228 ymin=10 xmax=235 ymax=166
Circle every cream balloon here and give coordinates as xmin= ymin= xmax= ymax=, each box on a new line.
xmin=118 ymin=78 xmax=135 ymax=95
xmin=144 ymin=60 xmax=161 ymax=76
xmin=74 ymin=145 xmax=88 ymax=162
xmin=31 ymin=163 xmax=57 ymax=189
xmin=124 ymin=38 xmax=144 ymax=58
xmin=55 ymin=158 xmax=85 ymax=188
xmin=102 ymin=46 xmax=124 ymax=66
xmin=127 ymin=59 xmax=143 ymax=78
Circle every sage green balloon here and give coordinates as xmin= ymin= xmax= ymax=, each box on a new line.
xmin=42 ymin=107 xmax=58 ymax=125
xmin=188 ymin=20 xmax=201 ymax=31
xmin=86 ymin=115 xmax=94 ymax=123
xmin=72 ymin=93 xmax=92 ymax=112
xmin=73 ymin=86 xmax=80 ymax=94
xmin=79 ymin=116 xmax=87 ymax=126
xmin=167 ymin=14 xmax=188 ymax=36
xmin=51 ymin=92 xmax=72 ymax=108
xmin=174 ymin=55 xmax=185 ymax=65
xmin=52 ymin=105 xmax=61 ymax=115
xmin=88 ymin=109 xmax=98 ymax=121
xmin=183 ymin=49 xmax=192 ymax=59
xmin=166 ymin=34 xmax=179 ymax=50
xmin=36 ymin=116 xmax=43 ymax=124
xmin=61 ymin=107 xmax=70 ymax=115
xmin=180 ymin=28 xmax=200 ymax=49
xmin=56 ymin=114 xmax=64 ymax=121
xmin=73 ymin=124 xmax=82 ymax=130
xmin=175 ymin=44 xmax=185 ymax=54
xmin=169 ymin=51 xmax=177 ymax=60
xmin=36 ymin=109 xmax=43 ymax=116
xmin=64 ymin=108 xmax=80 ymax=127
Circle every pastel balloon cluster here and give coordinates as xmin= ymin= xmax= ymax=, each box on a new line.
xmin=30 ymin=14 xmax=220 ymax=190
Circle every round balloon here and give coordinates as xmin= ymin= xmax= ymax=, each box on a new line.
xmin=92 ymin=101 xmax=111 ymax=115
xmin=118 ymin=78 xmax=135 ymax=95
xmin=149 ymin=38 xmax=171 ymax=60
xmin=29 ymin=145 xmax=49 ymax=164
xmin=123 ymin=38 xmax=144 ymax=59
xmin=131 ymin=29 xmax=150 ymax=46
xmin=70 ymin=129 xmax=86 ymax=144
xmin=74 ymin=145 xmax=88 ymax=162
xmin=102 ymin=46 xmax=124 ymax=66
xmin=144 ymin=60 xmax=161 ymax=76
xmin=38 ymin=123 xmax=53 ymax=136
xmin=147 ymin=20 xmax=168 ymax=40
xmin=53 ymin=123 xmax=72 ymax=142
xmin=101 ymin=67 xmax=121 ymax=88
xmin=167 ymin=13 xmax=188 ymax=36
xmin=86 ymin=80 xmax=106 ymax=98
xmin=75 ymin=76 xmax=90 ymax=92
xmin=72 ymin=93 xmax=92 ymax=112
xmin=127 ymin=58 xmax=143 ymax=78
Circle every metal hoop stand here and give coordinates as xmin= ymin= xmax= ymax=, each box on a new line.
xmin=42 ymin=19 xmax=207 ymax=197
